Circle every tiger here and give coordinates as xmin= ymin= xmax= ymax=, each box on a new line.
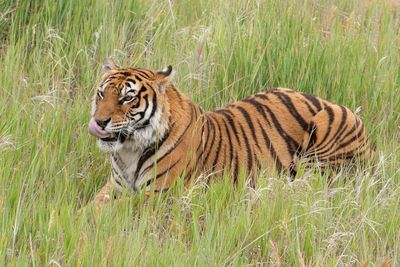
xmin=88 ymin=58 xmax=372 ymax=205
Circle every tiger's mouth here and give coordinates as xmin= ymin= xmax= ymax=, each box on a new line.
xmin=100 ymin=136 xmax=118 ymax=142
xmin=89 ymin=118 xmax=129 ymax=143
xmin=100 ymin=132 xmax=128 ymax=143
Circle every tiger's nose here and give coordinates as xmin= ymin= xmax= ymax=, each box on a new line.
xmin=96 ymin=118 xmax=111 ymax=129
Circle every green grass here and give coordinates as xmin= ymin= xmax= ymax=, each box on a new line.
xmin=1 ymin=0 xmax=399 ymax=265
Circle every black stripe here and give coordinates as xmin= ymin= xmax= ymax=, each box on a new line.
xmin=216 ymin=109 xmax=242 ymax=146
xmin=303 ymin=121 xmax=317 ymax=152
xmin=233 ymin=153 xmax=239 ymax=184
xmin=111 ymin=166 xmax=123 ymax=187
xmin=202 ymin=114 xmax=217 ymax=166
xmin=145 ymin=160 xmax=180 ymax=188
xmin=111 ymin=153 xmax=127 ymax=171
xmin=323 ymin=140 xmax=369 ymax=162
xmin=134 ymin=129 xmax=171 ymax=182
xmin=238 ymin=124 xmax=253 ymax=175
xmin=108 ymin=75 xmax=122 ymax=80
xmin=127 ymin=85 xmax=146 ymax=108
xmin=185 ymin=109 xmax=209 ymax=182
xmin=196 ymin=115 xmax=210 ymax=160
xmin=124 ymin=81 xmax=131 ymax=88
xmin=221 ymin=116 xmax=234 ymax=167
xmin=183 ymin=161 xmax=198 ymax=182
xmin=325 ymin=150 xmax=357 ymax=162
xmin=210 ymin=117 xmax=223 ymax=170
xmin=133 ymin=75 xmax=142 ymax=82
xmin=191 ymin=118 xmax=211 ymax=181
xmin=131 ymin=94 xmax=149 ymax=121
xmin=262 ymin=105 xmax=300 ymax=154
xmin=272 ymin=91 xmax=308 ymax=131
xmin=254 ymin=93 xmax=269 ymax=101
xmin=315 ymin=122 xmax=349 ymax=154
xmin=242 ymin=98 xmax=272 ymax=127
xmin=156 ymin=160 xmax=180 ymax=179
xmin=312 ymin=106 xmax=348 ymax=156
xmin=140 ymin=104 xmax=195 ymax=176
xmin=315 ymin=106 xmax=334 ymax=147
xmin=235 ymin=105 xmax=261 ymax=151
xmin=119 ymin=71 xmax=133 ymax=76
xmin=222 ymin=144 xmax=227 ymax=172
xmin=183 ymin=169 xmax=194 ymax=181
xmin=254 ymin=154 xmax=262 ymax=171
xmin=337 ymin=117 xmax=361 ymax=145
xmin=289 ymin=162 xmax=297 ymax=180
xmin=311 ymin=125 xmax=366 ymax=163
xmin=256 ymin=119 xmax=283 ymax=172
xmin=134 ymin=69 xmax=151 ymax=79
xmin=336 ymin=123 xmax=365 ymax=151
xmin=301 ymin=93 xmax=322 ymax=111
xmin=126 ymin=78 xmax=136 ymax=84
xmin=148 ymin=85 xmax=157 ymax=119
xmin=137 ymin=85 xmax=146 ymax=94
xmin=303 ymin=100 xmax=317 ymax=115
xmin=251 ymin=94 xmax=300 ymax=153
xmin=196 ymin=115 xmax=206 ymax=154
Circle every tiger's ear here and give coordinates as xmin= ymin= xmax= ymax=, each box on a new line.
xmin=155 ymin=65 xmax=174 ymax=93
xmin=101 ymin=58 xmax=119 ymax=74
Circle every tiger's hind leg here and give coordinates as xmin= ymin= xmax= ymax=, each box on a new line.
xmin=293 ymin=105 xmax=371 ymax=178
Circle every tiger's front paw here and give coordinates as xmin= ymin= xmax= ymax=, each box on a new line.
xmin=93 ymin=192 xmax=111 ymax=209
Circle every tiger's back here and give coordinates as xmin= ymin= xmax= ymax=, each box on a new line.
xmin=195 ymin=88 xmax=371 ymax=183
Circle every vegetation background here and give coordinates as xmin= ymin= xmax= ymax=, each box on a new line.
xmin=1 ymin=0 xmax=399 ymax=265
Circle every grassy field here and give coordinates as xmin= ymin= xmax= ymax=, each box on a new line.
xmin=1 ymin=0 xmax=399 ymax=265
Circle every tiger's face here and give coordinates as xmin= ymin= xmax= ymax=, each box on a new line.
xmin=89 ymin=58 xmax=172 ymax=152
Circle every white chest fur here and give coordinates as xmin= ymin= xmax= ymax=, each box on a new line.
xmin=110 ymin=144 xmax=143 ymax=191
xmin=108 ymin=103 xmax=170 ymax=192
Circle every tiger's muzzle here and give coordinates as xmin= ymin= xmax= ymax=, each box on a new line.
xmin=88 ymin=118 xmax=128 ymax=143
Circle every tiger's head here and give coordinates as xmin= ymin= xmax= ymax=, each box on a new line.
xmin=89 ymin=58 xmax=173 ymax=152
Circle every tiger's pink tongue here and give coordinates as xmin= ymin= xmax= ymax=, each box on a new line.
xmin=88 ymin=118 xmax=112 ymax=138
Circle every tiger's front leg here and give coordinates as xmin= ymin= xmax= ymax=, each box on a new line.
xmin=93 ymin=179 xmax=115 ymax=208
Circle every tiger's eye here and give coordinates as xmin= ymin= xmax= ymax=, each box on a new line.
xmin=124 ymin=96 xmax=134 ymax=102
xmin=119 ymin=95 xmax=136 ymax=105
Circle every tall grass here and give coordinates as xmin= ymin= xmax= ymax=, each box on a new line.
xmin=1 ymin=0 xmax=399 ymax=265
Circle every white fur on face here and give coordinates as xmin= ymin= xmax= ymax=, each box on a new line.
xmin=124 ymin=82 xmax=139 ymax=96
